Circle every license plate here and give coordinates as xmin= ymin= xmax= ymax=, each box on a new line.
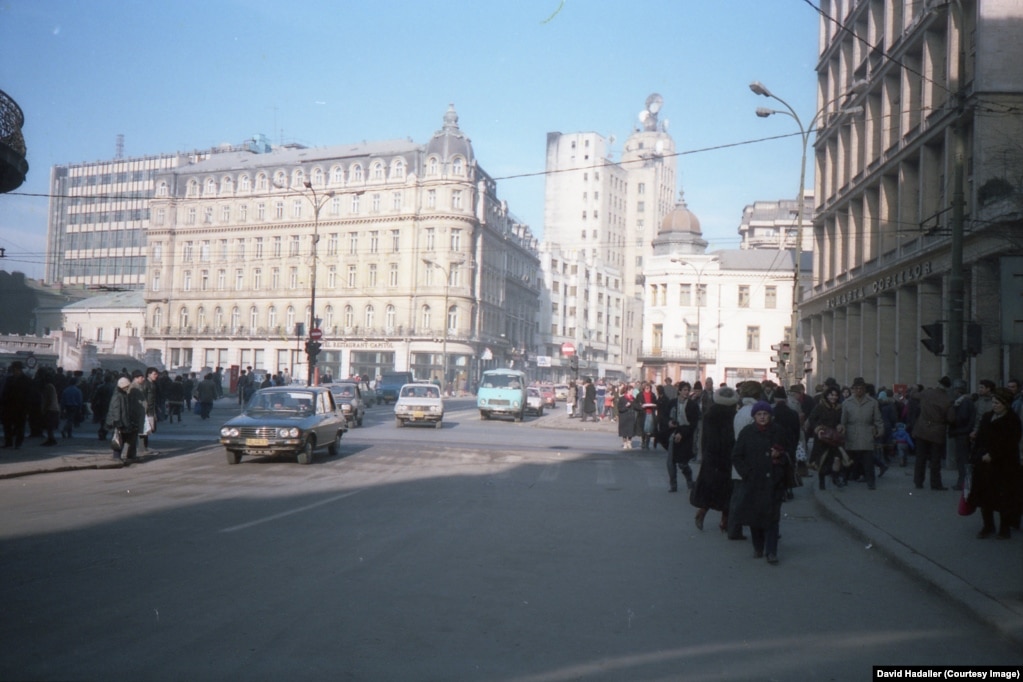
xmin=413 ymin=411 xmax=425 ymax=419
xmin=245 ymin=438 xmax=269 ymax=446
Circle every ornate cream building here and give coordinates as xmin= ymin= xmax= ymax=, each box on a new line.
xmin=143 ymin=106 xmax=540 ymax=387
xmin=801 ymin=0 xmax=1023 ymax=386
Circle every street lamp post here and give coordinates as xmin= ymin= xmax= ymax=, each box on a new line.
xmin=422 ymin=258 xmax=465 ymax=394
xmin=750 ymin=80 xmax=863 ymax=386
xmin=299 ymin=180 xmax=334 ymax=386
xmin=671 ymin=256 xmax=718 ymax=383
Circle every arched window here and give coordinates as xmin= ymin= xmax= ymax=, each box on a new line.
xmin=197 ymin=307 xmax=206 ymax=330
xmin=268 ymin=305 xmax=278 ymax=330
xmin=249 ymin=306 xmax=258 ymax=331
xmin=205 ymin=178 xmax=216 ymax=195
xmin=221 ymin=176 xmax=233 ymax=194
xmin=239 ymin=174 xmax=251 ymax=192
xmin=351 ymin=164 xmax=364 ymax=182
xmin=187 ymin=179 xmax=199 ymax=197
xmin=385 ymin=304 xmax=396 ymax=330
xmin=311 ymin=168 xmax=324 ymax=186
xmin=427 ymin=157 xmax=438 ymax=176
xmin=179 ymin=306 xmax=189 ymax=330
xmin=391 ymin=158 xmax=406 ymax=180
xmin=273 ymin=170 xmax=287 ymax=188
xmin=324 ymin=305 xmax=334 ymax=329
xmin=286 ymin=306 xmax=295 ymax=333
xmin=371 ymin=161 xmax=384 ymax=180
xmin=452 ymin=157 xmax=464 ymax=175
xmin=152 ymin=306 xmax=163 ymax=330
xmin=214 ymin=307 xmax=224 ymax=330
xmin=256 ymin=173 xmax=268 ymax=190
xmin=293 ymin=168 xmax=305 ymax=187
xmin=447 ymin=305 xmax=457 ymax=332
xmin=156 ymin=181 xmax=169 ymax=197
xmin=231 ymin=306 xmax=240 ymax=331
xmin=364 ymin=305 xmax=375 ymax=329
xmin=420 ymin=304 xmax=431 ymax=331
xmin=344 ymin=305 xmax=354 ymax=328
xmin=330 ymin=166 xmax=344 ymax=185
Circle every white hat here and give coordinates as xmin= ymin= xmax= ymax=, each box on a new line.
xmin=117 ymin=377 xmax=131 ymax=389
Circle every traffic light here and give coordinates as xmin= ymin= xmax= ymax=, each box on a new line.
xmin=792 ymin=340 xmax=812 ymax=380
xmin=568 ymin=355 xmax=579 ymax=373
xmin=921 ymin=323 xmax=944 ymax=355
xmin=305 ymin=340 xmax=322 ymax=362
xmin=770 ymin=342 xmax=791 ymax=378
xmin=966 ymin=323 xmax=982 ymax=356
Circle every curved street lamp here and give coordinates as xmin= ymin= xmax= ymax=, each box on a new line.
xmin=750 ymin=80 xmax=863 ymax=385
xmin=670 ymin=256 xmax=719 ymax=383
xmin=298 ymin=180 xmax=334 ymax=385
xmin=422 ymin=258 xmax=465 ymax=394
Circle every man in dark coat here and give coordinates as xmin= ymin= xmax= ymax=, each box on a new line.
xmin=582 ymin=378 xmax=597 ymax=422
xmin=692 ymin=386 xmax=739 ymax=531
xmin=106 ymin=377 xmax=146 ymax=462
xmin=969 ymin=388 xmax=1023 ymax=538
xmin=1 ymin=361 xmax=33 ymax=449
xmin=912 ymin=377 xmax=953 ymax=490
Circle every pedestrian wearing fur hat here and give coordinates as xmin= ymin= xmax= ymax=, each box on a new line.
xmin=105 ymin=374 xmax=144 ymax=463
xmin=970 ymin=387 xmax=1022 ymax=539
xmin=692 ymin=386 xmax=740 ymax=533
xmin=731 ymin=401 xmax=793 ymax=565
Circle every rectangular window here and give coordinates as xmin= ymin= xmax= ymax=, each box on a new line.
xmin=235 ymin=269 xmax=243 ymax=291
xmin=348 ymin=232 xmax=358 ymax=255
xmin=289 ymin=267 xmax=298 ymax=289
xmin=239 ymin=204 xmax=248 ymax=222
xmin=187 ymin=208 xmax=196 ymax=225
xmin=427 ymin=189 xmax=436 ymax=208
xmin=271 ymin=267 xmax=280 ymax=290
xmin=289 ymin=235 xmax=300 ymax=257
xmin=391 ymin=229 xmax=400 ymax=252
xmin=217 ymin=269 xmax=226 ymax=290
xmin=351 ymin=194 xmax=360 ymax=213
xmin=273 ymin=237 xmax=282 ymax=258
xmin=253 ymin=269 xmax=262 ymax=290
xmin=746 ymin=326 xmax=760 ymax=352
xmin=368 ymin=264 xmax=377 ymax=287
xmin=327 ymin=233 xmax=339 ymax=256
xmin=274 ymin=201 xmax=284 ymax=219
xmin=389 ymin=263 xmax=399 ymax=287
xmin=392 ymin=192 xmax=402 ymax=210
xmin=765 ymin=286 xmax=777 ymax=309
xmin=450 ymin=229 xmax=462 ymax=250
xmin=221 ymin=206 xmax=231 ymax=223
xmin=183 ymin=242 xmax=193 ymax=261
xmin=257 ymin=202 xmax=266 ymax=220
xmin=738 ymin=285 xmax=751 ymax=308
xmin=452 ymin=190 xmax=463 ymax=210
xmin=292 ymin=199 xmax=303 ymax=218
xmin=347 ymin=264 xmax=357 ymax=288
xmin=371 ymin=193 xmax=381 ymax=212
xmin=425 ymin=227 xmax=435 ymax=250
xmin=254 ymin=237 xmax=263 ymax=259
xmin=369 ymin=231 xmax=379 ymax=254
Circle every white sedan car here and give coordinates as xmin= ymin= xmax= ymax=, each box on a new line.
xmin=526 ymin=386 xmax=545 ymax=416
xmin=394 ymin=383 xmax=444 ymax=428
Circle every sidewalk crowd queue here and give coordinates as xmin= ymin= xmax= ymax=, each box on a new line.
xmin=547 ymin=372 xmax=1023 ymax=565
xmin=0 ymin=363 xmax=296 ymax=462
xmin=3 ymin=364 xmax=1023 ymax=559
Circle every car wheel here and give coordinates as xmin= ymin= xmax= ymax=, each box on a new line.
xmin=480 ymin=411 xmax=489 ymax=420
xmin=226 ymin=449 xmax=242 ymax=465
xmin=297 ymin=438 xmax=315 ymax=465
xmin=538 ymin=406 xmax=544 ymax=417
xmin=514 ymin=410 xmax=523 ymax=422
xmin=395 ymin=417 xmax=404 ymax=428
xmin=328 ymin=431 xmax=342 ymax=457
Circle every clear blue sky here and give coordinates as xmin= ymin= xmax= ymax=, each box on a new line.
xmin=0 ymin=0 xmax=821 ymax=281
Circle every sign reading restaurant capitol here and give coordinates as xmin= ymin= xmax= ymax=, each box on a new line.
xmin=144 ymin=106 xmax=541 ymax=388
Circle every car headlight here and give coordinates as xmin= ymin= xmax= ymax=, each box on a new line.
xmin=341 ymin=404 xmax=352 ymax=413
xmin=220 ymin=427 xmax=240 ymax=437
xmin=513 ymin=400 xmax=521 ymax=408
xmin=277 ymin=427 xmax=299 ymax=438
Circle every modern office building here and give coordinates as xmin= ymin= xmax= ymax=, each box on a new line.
xmin=142 ymin=105 xmax=540 ymax=388
xmin=801 ymin=0 xmax=1023 ymax=386
xmin=541 ymin=94 xmax=676 ymax=379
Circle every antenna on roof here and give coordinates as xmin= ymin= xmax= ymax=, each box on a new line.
xmin=115 ymin=134 xmax=124 ymax=159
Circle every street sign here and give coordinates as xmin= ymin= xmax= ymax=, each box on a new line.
xmin=560 ymin=342 xmax=576 ymax=356
xmin=309 ymin=327 xmax=323 ymax=341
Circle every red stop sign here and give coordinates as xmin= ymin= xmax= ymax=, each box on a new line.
xmin=309 ymin=328 xmax=323 ymax=340
xmin=561 ymin=342 xmax=576 ymax=356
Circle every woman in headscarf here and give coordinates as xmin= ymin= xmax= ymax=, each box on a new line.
xmin=969 ymin=388 xmax=1022 ymax=539
xmin=692 ymin=386 xmax=739 ymax=531
xmin=732 ymin=401 xmax=794 ymax=565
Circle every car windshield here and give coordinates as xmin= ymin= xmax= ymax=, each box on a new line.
xmin=400 ymin=385 xmax=439 ymax=399
xmin=332 ymin=385 xmax=356 ymax=398
xmin=481 ymin=374 xmax=523 ymax=389
xmin=245 ymin=391 xmax=315 ymax=416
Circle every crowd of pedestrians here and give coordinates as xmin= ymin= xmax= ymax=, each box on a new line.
xmin=595 ymin=372 xmax=1023 ymax=564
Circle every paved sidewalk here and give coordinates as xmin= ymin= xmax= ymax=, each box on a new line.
xmin=3 ymin=400 xmax=1021 ymax=647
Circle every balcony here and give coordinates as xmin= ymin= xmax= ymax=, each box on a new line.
xmin=0 ymin=89 xmax=28 ymax=194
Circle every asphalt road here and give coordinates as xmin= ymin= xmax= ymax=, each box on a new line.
xmin=1 ymin=399 xmax=1019 ymax=681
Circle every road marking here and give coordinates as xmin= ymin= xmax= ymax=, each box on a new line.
xmin=219 ymin=489 xmax=364 ymax=533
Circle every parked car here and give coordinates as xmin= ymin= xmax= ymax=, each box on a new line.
xmin=554 ymin=384 xmax=569 ymax=402
xmin=219 ymin=386 xmax=347 ymax=465
xmin=526 ymin=386 xmax=545 ymax=416
xmin=539 ymin=385 xmax=556 ymax=408
xmin=394 ymin=383 xmax=444 ymax=428
xmin=328 ymin=382 xmax=366 ymax=427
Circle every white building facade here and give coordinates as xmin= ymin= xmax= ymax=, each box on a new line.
xmin=142 ymin=106 xmax=541 ymax=388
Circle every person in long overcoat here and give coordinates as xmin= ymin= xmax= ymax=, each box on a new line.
xmin=616 ymin=386 xmax=637 ymax=449
xmin=808 ymin=386 xmax=844 ymax=489
xmin=968 ymin=388 xmax=1023 ymax=539
xmin=692 ymin=386 xmax=739 ymax=531
xmin=732 ymin=401 xmax=794 ymax=564
xmin=106 ymin=377 xmax=146 ymax=461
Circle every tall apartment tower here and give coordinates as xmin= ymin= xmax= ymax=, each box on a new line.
xmin=801 ymin=0 xmax=1023 ymax=385
xmin=541 ymin=94 xmax=677 ymax=380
